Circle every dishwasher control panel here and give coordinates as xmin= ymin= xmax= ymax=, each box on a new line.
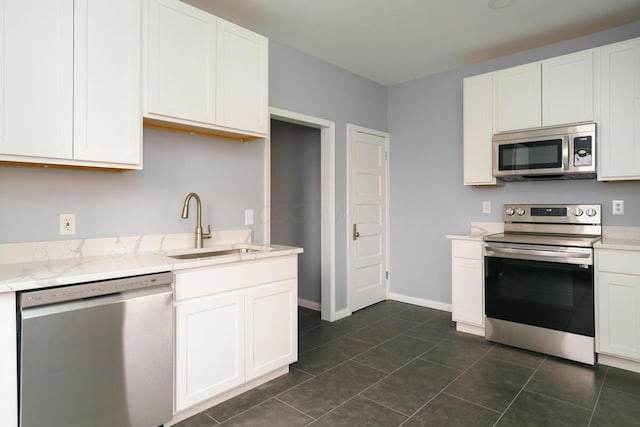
xmin=20 ymin=271 xmax=173 ymax=308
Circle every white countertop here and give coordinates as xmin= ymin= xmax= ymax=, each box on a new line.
xmin=595 ymin=226 xmax=640 ymax=251
xmin=0 ymin=231 xmax=302 ymax=293
xmin=446 ymin=221 xmax=504 ymax=241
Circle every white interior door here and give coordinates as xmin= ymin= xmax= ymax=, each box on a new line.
xmin=348 ymin=126 xmax=388 ymax=312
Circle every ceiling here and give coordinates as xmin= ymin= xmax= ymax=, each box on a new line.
xmin=184 ymin=0 xmax=640 ymax=86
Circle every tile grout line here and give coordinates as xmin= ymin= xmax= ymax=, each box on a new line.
xmin=206 ymin=372 xmax=318 ymax=425
xmin=397 ymin=340 xmax=498 ymax=426
xmin=272 ymin=396 xmax=318 ymax=424
xmin=440 ymin=391 xmax=503 ymax=415
xmin=490 ymin=355 xmax=547 ymax=426
xmin=524 ymin=387 xmax=598 ymax=411
xmin=358 ymin=393 xmax=415 ymax=419
xmin=587 ymin=365 xmax=609 ymax=426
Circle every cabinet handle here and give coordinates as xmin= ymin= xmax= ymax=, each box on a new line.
xmin=353 ymin=224 xmax=360 ymax=240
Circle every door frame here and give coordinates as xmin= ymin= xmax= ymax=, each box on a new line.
xmin=346 ymin=124 xmax=391 ymax=313
xmin=265 ymin=107 xmax=337 ymax=321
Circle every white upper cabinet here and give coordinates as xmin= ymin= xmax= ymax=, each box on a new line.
xmin=495 ymin=62 xmax=542 ymax=131
xmin=146 ymin=0 xmax=216 ymax=124
xmin=144 ymin=0 xmax=268 ymax=139
xmin=598 ymin=37 xmax=640 ymax=181
xmin=216 ymin=19 xmax=269 ymax=135
xmin=463 ymin=72 xmax=497 ymax=185
xmin=0 ymin=0 xmax=74 ymax=160
xmin=73 ymin=0 xmax=141 ymax=165
xmin=0 ymin=0 xmax=142 ymax=169
xmin=495 ymin=50 xmax=594 ymax=132
xmin=542 ymin=50 xmax=594 ymax=126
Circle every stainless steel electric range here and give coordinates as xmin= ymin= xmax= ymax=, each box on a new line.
xmin=483 ymin=204 xmax=601 ymax=365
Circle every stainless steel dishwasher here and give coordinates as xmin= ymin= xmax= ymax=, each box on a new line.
xmin=18 ymin=272 xmax=174 ymax=427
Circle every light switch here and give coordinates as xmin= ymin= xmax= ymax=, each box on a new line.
xmin=482 ymin=201 xmax=491 ymax=214
xmin=244 ymin=209 xmax=254 ymax=225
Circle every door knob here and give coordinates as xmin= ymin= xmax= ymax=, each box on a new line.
xmin=353 ymin=224 xmax=360 ymax=240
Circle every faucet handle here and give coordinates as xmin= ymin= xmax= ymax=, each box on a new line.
xmin=203 ymin=224 xmax=212 ymax=239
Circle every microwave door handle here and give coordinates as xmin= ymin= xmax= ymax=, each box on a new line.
xmin=563 ymin=135 xmax=570 ymax=170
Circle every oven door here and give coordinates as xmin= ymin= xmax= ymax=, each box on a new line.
xmin=484 ymin=242 xmax=594 ymax=337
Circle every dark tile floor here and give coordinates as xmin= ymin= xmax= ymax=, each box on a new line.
xmin=175 ymin=301 xmax=640 ymax=426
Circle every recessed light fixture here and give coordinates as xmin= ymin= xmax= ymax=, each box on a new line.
xmin=488 ymin=0 xmax=514 ymax=9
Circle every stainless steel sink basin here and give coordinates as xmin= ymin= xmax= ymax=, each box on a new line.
xmin=168 ymin=247 xmax=260 ymax=260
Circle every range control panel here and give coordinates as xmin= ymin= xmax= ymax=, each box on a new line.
xmin=503 ymin=204 xmax=601 ymax=225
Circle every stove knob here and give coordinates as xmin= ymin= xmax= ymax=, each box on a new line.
xmin=573 ymin=208 xmax=584 ymax=217
xmin=516 ymin=208 xmax=526 ymax=216
xmin=505 ymin=208 xmax=515 ymax=216
xmin=586 ymin=208 xmax=597 ymax=217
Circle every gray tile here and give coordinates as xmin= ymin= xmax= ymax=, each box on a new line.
xmin=362 ymin=358 xmax=461 ymax=416
xmin=298 ymin=341 xmax=317 ymax=355
xmin=206 ymin=369 xmax=312 ymax=422
xmin=219 ymin=398 xmax=312 ymax=427
xmin=525 ymin=357 xmax=606 ymax=409
xmin=392 ymin=306 xmax=442 ymax=323
xmin=403 ymin=314 xmax=457 ymax=343
xmin=348 ymin=317 xmax=418 ymax=345
xmin=496 ymin=390 xmax=591 ymax=426
xmin=278 ymin=360 xmax=386 ymax=419
xmin=421 ymin=336 xmax=493 ymax=370
xmin=354 ymin=334 xmax=434 ymax=372
xmin=294 ymin=336 xmax=374 ymax=375
xmin=603 ymin=366 xmax=640 ymax=397
xmin=174 ymin=412 xmax=218 ymax=427
xmin=354 ymin=300 xmax=415 ymax=319
xmin=298 ymin=312 xmax=325 ymax=332
xmin=403 ymin=393 xmax=499 ymax=427
xmin=445 ymin=356 xmax=534 ymax=412
xmin=310 ymin=396 xmax=407 ymax=427
xmin=591 ymin=388 xmax=640 ymax=427
xmin=485 ymin=344 xmax=545 ymax=369
xmin=299 ymin=323 xmax=351 ymax=347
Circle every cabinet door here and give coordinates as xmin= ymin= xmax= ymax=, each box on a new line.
xmin=245 ymin=280 xmax=297 ymax=381
xmin=451 ymin=257 xmax=484 ymax=327
xmin=463 ymin=72 xmax=497 ymax=185
xmin=147 ymin=0 xmax=216 ymax=124
xmin=73 ymin=0 xmax=141 ymax=166
xmin=216 ymin=19 xmax=268 ymax=135
xmin=0 ymin=0 xmax=73 ymax=160
xmin=175 ymin=291 xmax=245 ymax=411
xmin=598 ymin=272 xmax=640 ymax=360
xmin=542 ymin=50 xmax=594 ymax=126
xmin=598 ymin=38 xmax=640 ymax=180
xmin=495 ymin=62 xmax=542 ymax=131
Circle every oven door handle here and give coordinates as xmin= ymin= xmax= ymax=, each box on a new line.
xmin=484 ymin=245 xmax=593 ymax=265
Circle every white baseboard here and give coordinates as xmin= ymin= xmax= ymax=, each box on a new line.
xmin=388 ymin=293 xmax=452 ymax=312
xmin=298 ymin=298 xmax=321 ymax=311
xmin=456 ymin=322 xmax=485 ymax=337
xmin=598 ymin=353 xmax=640 ymax=374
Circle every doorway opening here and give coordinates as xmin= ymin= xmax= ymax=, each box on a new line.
xmin=265 ymin=108 xmax=337 ymax=321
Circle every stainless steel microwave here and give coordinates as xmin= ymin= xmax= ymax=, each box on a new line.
xmin=493 ymin=122 xmax=596 ymax=181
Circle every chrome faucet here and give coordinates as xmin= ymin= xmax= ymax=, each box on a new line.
xmin=181 ymin=192 xmax=212 ymax=248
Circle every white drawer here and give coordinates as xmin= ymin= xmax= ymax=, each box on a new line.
xmin=452 ymin=240 xmax=483 ymax=260
xmin=597 ymin=249 xmax=640 ymax=275
xmin=174 ymin=256 xmax=297 ymax=301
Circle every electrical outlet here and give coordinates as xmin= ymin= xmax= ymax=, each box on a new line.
xmin=244 ymin=209 xmax=254 ymax=225
xmin=482 ymin=201 xmax=491 ymax=214
xmin=59 ymin=214 xmax=76 ymax=235
xmin=612 ymin=200 xmax=624 ymax=216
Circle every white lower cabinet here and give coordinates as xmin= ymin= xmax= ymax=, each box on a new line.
xmin=245 ymin=280 xmax=297 ymax=381
xmin=449 ymin=238 xmax=485 ymax=335
xmin=174 ymin=256 xmax=298 ymax=413
xmin=596 ymin=249 xmax=640 ymax=362
xmin=175 ymin=290 xmax=245 ymax=411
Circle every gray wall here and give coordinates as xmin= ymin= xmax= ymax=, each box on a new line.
xmin=388 ymin=21 xmax=640 ymax=305
xmin=0 ymin=129 xmax=264 ymax=243
xmin=270 ymin=120 xmax=321 ymax=303
xmin=269 ymin=41 xmax=388 ymax=311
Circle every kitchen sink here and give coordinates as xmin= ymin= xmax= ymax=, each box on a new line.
xmin=167 ymin=247 xmax=261 ymax=260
